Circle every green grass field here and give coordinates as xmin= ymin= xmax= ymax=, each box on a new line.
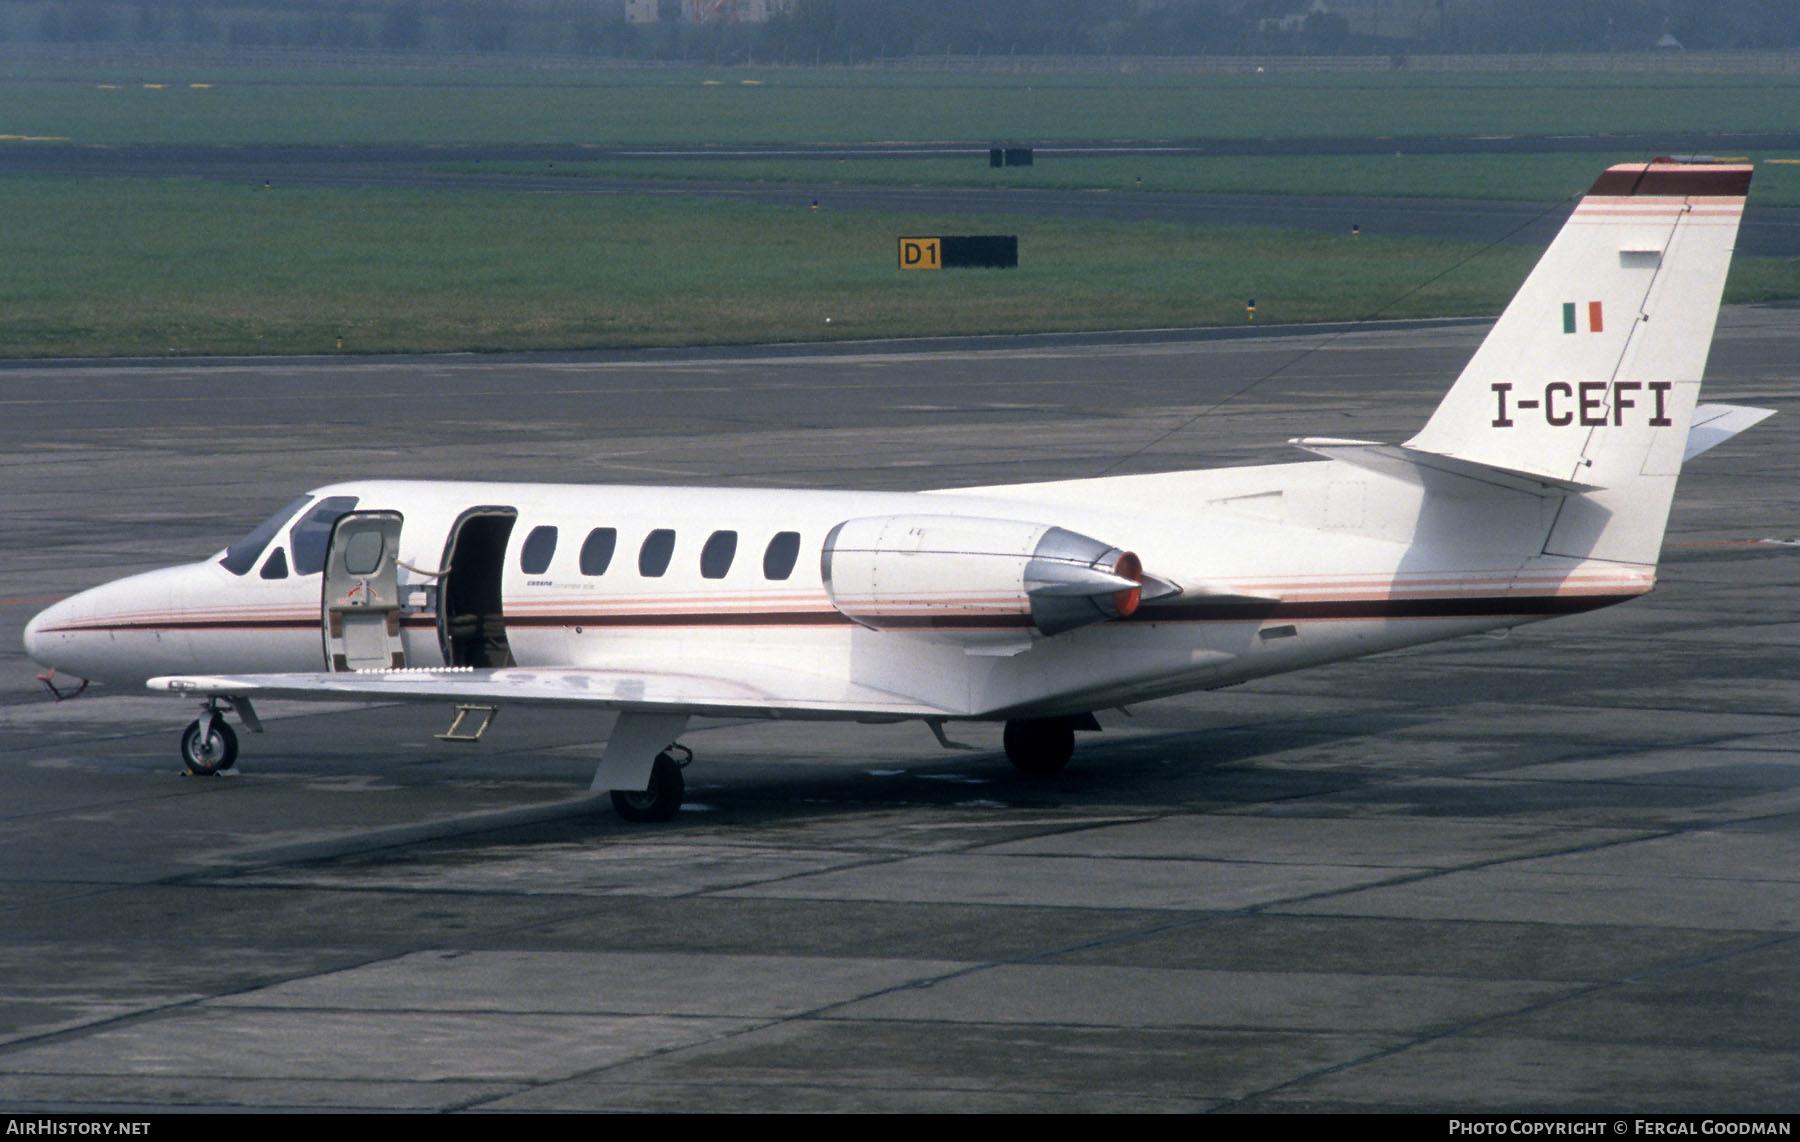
xmin=2 ymin=173 xmax=1791 ymax=360
xmin=0 ymin=63 xmax=1795 ymax=358
xmin=0 ymin=176 xmax=1561 ymax=357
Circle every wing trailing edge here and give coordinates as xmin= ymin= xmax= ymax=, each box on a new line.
xmin=149 ymin=663 xmax=960 ymax=720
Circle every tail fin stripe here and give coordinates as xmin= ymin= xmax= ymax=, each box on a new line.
xmin=1588 ymin=163 xmax=1753 ymax=197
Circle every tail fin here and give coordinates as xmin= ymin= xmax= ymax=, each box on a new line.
xmin=1406 ymin=160 xmax=1751 ymax=564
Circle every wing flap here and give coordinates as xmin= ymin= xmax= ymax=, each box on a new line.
xmin=148 ymin=662 xmax=957 ymax=720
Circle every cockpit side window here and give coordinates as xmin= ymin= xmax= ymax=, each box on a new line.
xmin=260 ymin=547 xmax=289 ymax=580
xmin=288 ymin=496 xmax=361 ymax=576
xmin=220 ymin=494 xmax=311 ymax=576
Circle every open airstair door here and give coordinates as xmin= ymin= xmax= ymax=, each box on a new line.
xmin=322 ymin=511 xmax=406 ymax=672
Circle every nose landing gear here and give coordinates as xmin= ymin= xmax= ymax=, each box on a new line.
xmin=177 ymin=697 xmax=260 ymax=776
xmin=180 ymin=713 xmax=239 ymax=776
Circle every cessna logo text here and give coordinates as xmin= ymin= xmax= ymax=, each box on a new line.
xmin=1491 ymin=381 xmax=1673 ymax=429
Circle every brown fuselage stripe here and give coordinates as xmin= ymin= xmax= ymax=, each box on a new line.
xmin=40 ymin=592 xmax=1636 ymax=636
xmin=504 ymin=593 xmax=1631 ymax=626
xmin=44 ymin=618 xmax=323 ymax=631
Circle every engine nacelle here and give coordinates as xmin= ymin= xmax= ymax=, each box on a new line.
xmin=820 ymin=514 xmax=1146 ymax=638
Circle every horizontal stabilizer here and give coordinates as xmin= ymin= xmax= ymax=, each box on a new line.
xmin=1292 ymin=437 xmax=1600 ymax=496
xmin=1686 ymin=403 xmax=1775 ymax=461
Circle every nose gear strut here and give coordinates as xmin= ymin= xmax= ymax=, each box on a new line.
xmin=177 ymin=696 xmax=261 ymax=776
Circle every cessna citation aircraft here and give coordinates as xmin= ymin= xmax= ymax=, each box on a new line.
xmin=23 ymin=160 xmax=1771 ymax=822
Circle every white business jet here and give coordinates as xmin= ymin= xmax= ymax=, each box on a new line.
xmin=23 ymin=160 xmax=1770 ymax=822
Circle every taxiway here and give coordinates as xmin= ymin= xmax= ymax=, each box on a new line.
xmin=1 ymin=314 xmax=1796 ymax=1111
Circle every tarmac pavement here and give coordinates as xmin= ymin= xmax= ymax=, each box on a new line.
xmin=0 ymin=311 xmax=1796 ymax=1111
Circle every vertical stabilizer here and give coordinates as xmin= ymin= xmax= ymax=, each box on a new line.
xmin=1406 ymin=161 xmax=1750 ymax=564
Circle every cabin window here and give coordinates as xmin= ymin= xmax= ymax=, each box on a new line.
xmin=580 ymin=528 xmax=617 ymax=576
xmin=289 ymin=496 xmax=361 ymax=577
xmin=220 ymin=493 xmax=312 ymax=576
xmin=700 ymin=530 xmax=738 ymax=579
xmin=763 ymin=531 xmax=802 ymax=580
xmin=259 ymin=547 xmax=289 ymax=580
xmin=519 ymin=526 xmax=558 ymax=575
xmin=639 ymin=529 xmax=676 ymax=577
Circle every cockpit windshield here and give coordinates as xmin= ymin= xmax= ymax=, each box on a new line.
xmin=288 ymin=496 xmax=360 ymax=576
xmin=219 ymin=495 xmax=311 ymax=576
xmin=218 ymin=494 xmax=360 ymax=577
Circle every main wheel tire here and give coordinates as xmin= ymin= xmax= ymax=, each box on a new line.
xmin=1003 ymin=718 xmax=1076 ymax=774
xmin=180 ymin=716 xmax=239 ymax=776
xmin=610 ymin=751 xmax=685 ymax=823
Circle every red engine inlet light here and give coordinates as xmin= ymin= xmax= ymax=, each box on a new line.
xmin=1112 ymin=551 xmax=1143 ymax=618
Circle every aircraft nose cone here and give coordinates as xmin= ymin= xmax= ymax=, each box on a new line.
xmin=22 ymin=597 xmax=69 ymax=669
xmin=20 ymin=563 xmax=210 ymax=687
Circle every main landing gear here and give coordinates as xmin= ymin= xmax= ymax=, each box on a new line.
xmin=609 ymin=744 xmax=691 ymax=823
xmin=1002 ymin=717 xmax=1076 ymax=774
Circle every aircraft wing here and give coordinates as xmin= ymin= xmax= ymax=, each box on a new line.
xmin=147 ymin=662 xmax=958 ymax=720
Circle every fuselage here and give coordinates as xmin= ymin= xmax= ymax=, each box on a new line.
xmin=23 ymin=469 xmax=1651 ymax=722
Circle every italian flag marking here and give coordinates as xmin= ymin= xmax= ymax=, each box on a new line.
xmin=1563 ymin=301 xmax=1603 ymax=334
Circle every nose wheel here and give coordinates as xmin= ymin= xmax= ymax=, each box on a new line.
xmin=180 ymin=714 xmax=239 ymax=776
